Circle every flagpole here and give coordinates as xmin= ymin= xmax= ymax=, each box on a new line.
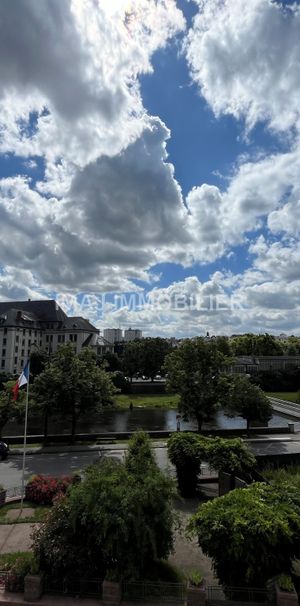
xmin=20 ymin=362 xmax=30 ymax=513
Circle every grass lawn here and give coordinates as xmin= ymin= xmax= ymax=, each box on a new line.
xmin=267 ymin=392 xmax=299 ymax=403
xmin=263 ymin=465 xmax=300 ymax=489
xmin=115 ymin=393 xmax=180 ymax=409
xmin=0 ymin=502 xmax=50 ymax=524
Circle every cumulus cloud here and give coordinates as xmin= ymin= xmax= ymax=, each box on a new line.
xmin=186 ymin=0 xmax=300 ymax=133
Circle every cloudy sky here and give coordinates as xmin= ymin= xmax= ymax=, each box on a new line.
xmin=1 ymin=0 xmax=300 ymax=336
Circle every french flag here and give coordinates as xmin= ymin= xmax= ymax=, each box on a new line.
xmin=12 ymin=361 xmax=30 ymax=401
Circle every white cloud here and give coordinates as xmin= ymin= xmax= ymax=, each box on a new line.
xmin=186 ymin=0 xmax=300 ymax=133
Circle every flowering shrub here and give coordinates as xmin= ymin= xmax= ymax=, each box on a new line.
xmin=25 ymin=475 xmax=76 ymax=505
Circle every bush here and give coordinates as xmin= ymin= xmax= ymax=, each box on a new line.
xmin=206 ymin=437 xmax=256 ymax=476
xmin=167 ymin=433 xmax=208 ymax=497
xmin=188 ymin=482 xmax=300 ymax=588
xmin=278 ymin=574 xmax=295 ymax=592
xmin=167 ymin=434 xmax=256 ymax=496
xmin=25 ymin=475 xmax=76 ymax=505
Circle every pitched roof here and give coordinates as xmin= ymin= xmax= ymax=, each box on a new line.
xmin=63 ymin=316 xmax=99 ymax=333
xmin=0 ymin=300 xmax=67 ymax=322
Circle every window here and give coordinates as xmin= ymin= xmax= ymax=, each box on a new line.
xmin=50 ymin=335 xmax=53 ymax=342
xmin=15 ymin=346 xmax=18 ymax=353
xmin=21 ymin=359 xmax=24 ymax=366
xmin=14 ymin=357 xmax=17 ymax=364
xmin=4 ymin=328 xmax=7 ymax=335
xmin=21 ymin=349 xmax=24 ymax=356
xmin=29 ymin=330 xmax=32 ymax=336
xmin=2 ymin=349 xmax=5 ymax=357
xmin=35 ymin=330 xmax=37 ymax=337
xmin=28 ymin=339 xmax=31 ymax=346
xmin=16 ymin=335 xmax=19 ymax=343
xmin=70 ymin=334 xmax=77 ymax=342
xmin=3 ymin=338 xmax=6 ymax=346
xmin=39 ymin=340 xmax=42 ymax=347
xmin=46 ymin=335 xmax=49 ymax=342
xmin=22 ymin=339 xmax=25 ymax=346
xmin=1 ymin=360 xmax=4 ymax=368
xmin=23 ymin=329 xmax=26 ymax=336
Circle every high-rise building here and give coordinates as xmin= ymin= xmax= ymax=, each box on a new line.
xmin=124 ymin=328 xmax=142 ymax=342
xmin=0 ymin=299 xmax=98 ymax=374
xmin=103 ymin=328 xmax=123 ymax=343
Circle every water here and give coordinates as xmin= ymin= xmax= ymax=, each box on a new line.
xmin=3 ymin=407 xmax=291 ymax=436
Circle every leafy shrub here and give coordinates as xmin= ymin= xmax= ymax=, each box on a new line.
xmin=167 ymin=433 xmax=208 ymax=497
xmin=188 ymin=570 xmax=203 ymax=587
xmin=25 ymin=475 xmax=76 ymax=505
xmin=278 ymin=574 xmax=294 ymax=592
xmin=206 ymin=437 xmax=256 ymax=476
xmin=188 ymin=482 xmax=300 ymax=588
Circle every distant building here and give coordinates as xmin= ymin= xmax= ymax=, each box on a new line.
xmin=228 ymin=355 xmax=300 ymax=375
xmin=0 ymin=299 xmax=98 ymax=374
xmin=124 ymin=328 xmax=142 ymax=342
xmin=103 ymin=328 xmax=123 ymax=344
xmin=96 ymin=336 xmax=114 ymax=356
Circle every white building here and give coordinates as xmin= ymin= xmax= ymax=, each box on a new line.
xmin=103 ymin=328 xmax=123 ymax=344
xmin=124 ymin=328 xmax=142 ymax=342
xmin=0 ymin=299 xmax=99 ymax=374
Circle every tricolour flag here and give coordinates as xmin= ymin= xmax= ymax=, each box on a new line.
xmin=12 ymin=361 xmax=30 ymax=401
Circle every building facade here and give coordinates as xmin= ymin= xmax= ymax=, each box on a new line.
xmin=0 ymin=299 xmax=99 ymax=374
xmin=103 ymin=328 xmax=123 ymax=344
xmin=124 ymin=328 xmax=142 ymax=342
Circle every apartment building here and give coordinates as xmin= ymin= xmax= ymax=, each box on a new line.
xmin=124 ymin=328 xmax=142 ymax=341
xmin=0 ymin=299 xmax=99 ymax=374
xmin=103 ymin=328 xmax=123 ymax=344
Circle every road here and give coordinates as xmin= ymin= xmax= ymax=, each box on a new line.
xmin=1 ymin=437 xmax=300 ymax=491
xmin=0 ymin=447 xmax=171 ymax=491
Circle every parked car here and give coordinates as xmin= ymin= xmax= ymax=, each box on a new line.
xmin=0 ymin=441 xmax=9 ymax=460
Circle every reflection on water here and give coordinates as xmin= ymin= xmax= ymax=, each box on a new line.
xmin=4 ymin=407 xmax=290 ymax=436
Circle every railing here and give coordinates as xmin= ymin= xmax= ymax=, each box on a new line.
xmin=206 ymin=585 xmax=269 ymax=603
xmin=43 ymin=576 xmax=102 ymax=598
xmin=122 ymin=581 xmax=186 ymax=602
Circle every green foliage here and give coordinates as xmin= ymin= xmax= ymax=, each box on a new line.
xmin=122 ymin=338 xmax=171 ymax=381
xmin=165 ymin=338 xmax=227 ymax=431
xmin=32 ymin=344 xmax=117 ymax=441
xmin=167 ymin=433 xmax=256 ymax=496
xmin=33 ymin=432 xmax=177 ymax=581
xmin=0 ymin=381 xmax=26 ymax=436
xmin=263 ymin=465 xmax=300 ymax=490
xmin=188 ymin=482 xmax=300 ymax=588
xmin=278 ymin=574 xmax=294 ymax=592
xmin=206 ymin=437 xmax=256 ymax=475
xmin=0 ymin=552 xmax=36 ymax=576
xmin=188 ymin=570 xmax=203 ymax=587
xmin=223 ymin=375 xmax=272 ymax=430
xmin=122 ymin=341 xmax=142 ymax=381
xmin=231 ymin=333 xmax=284 ymax=356
xmin=168 ymin=433 xmax=208 ymax=496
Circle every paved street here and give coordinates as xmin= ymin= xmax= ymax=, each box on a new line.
xmin=0 ymin=447 xmax=171 ymax=490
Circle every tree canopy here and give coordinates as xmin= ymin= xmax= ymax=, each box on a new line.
xmin=33 ymin=431 xmax=177 ymax=581
xmin=0 ymin=381 xmax=26 ymax=436
xmin=223 ymin=375 xmax=272 ymax=431
xmin=188 ymin=482 xmax=300 ymax=588
xmin=164 ymin=338 xmax=227 ymax=430
xmin=32 ymin=343 xmax=116 ymax=442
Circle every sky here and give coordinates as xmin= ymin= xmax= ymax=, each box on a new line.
xmin=0 ymin=0 xmax=300 ymax=337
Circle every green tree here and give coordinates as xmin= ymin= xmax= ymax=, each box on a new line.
xmin=139 ymin=338 xmax=171 ymax=381
xmin=167 ymin=432 xmax=208 ymax=496
xmin=122 ymin=341 xmax=142 ymax=382
xmin=223 ymin=375 xmax=272 ymax=432
xmin=0 ymin=381 xmax=26 ymax=436
xmin=33 ymin=432 xmax=176 ymax=581
xmin=188 ymin=482 xmax=300 ymax=588
xmin=164 ymin=338 xmax=226 ymax=431
xmin=206 ymin=437 xmax=256 ymax=476
xmin=231 ymin=333 xmax=284 ymax=356
xmin=32 ymin=343 xmax=116 ymax=443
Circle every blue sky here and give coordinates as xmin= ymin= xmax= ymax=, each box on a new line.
xmin=0 ymin=0 xmax=300 ymax=336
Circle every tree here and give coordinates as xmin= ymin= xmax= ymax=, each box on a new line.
xmin=122 ymin=341 xmax=142 ymax=382
xmin=206 ymin=437 xmax=256 ymax=476
xmin=164 ymin=338 xmax=226 ymax=431
xmin=0 ymin=381 xmax=26 ymax=436
xmin=231 ymin=333 xmax=284 ymax=356
xmin=98 ymin=352 xmax=122 ymax=372
xmin=223 ymin=375 xmax=272 ymax=432
xmin=139 ymin=338 xmax=171 ymax=381
xmin=33 ymin=432 xmax=177 ymax=581
xmin=32 ymin=343 xmax=116 ymax=443
xmin=188 ymin=482 xmax=300 ymax=588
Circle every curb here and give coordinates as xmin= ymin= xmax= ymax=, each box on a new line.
xmin=8 ymin=442 xmax=168 ymax=456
